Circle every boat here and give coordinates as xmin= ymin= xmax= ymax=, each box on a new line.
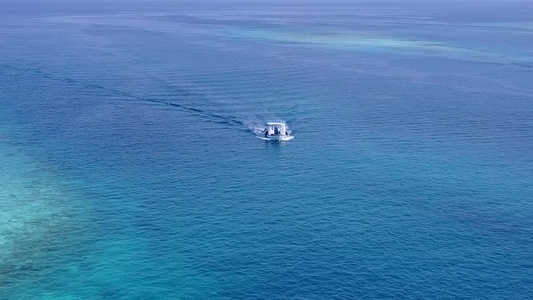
xmin=259 ymin=121 xmax=294 ymax=141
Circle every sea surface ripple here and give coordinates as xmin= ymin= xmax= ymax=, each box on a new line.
xmin=0 ymin=1 xmax=532 ymax=299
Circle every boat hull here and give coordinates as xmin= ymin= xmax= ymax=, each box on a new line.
xmin=258 ymin=135 xmax=294 ymax=141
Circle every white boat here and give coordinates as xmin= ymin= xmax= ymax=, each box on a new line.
xmin=259 ymin=121 xmax=294 ymax=141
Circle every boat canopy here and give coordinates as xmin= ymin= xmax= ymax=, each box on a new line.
xmin=265 ymin=121 xmax=287 ymax=136
xmin=266 ymin=121 xmax=286 ymax=126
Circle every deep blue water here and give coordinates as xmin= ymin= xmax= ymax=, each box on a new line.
xmin=1 ymin=1 xmax=532 ymax=299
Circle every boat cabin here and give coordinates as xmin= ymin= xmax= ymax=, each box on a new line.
xmin=265 ymin=121 xmax=287 ymax=136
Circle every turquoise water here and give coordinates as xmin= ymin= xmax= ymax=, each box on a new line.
xmin=1 ymin=1 xmax=532 ymax=299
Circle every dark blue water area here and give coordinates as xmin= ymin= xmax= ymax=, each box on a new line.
xmin=1 ymin=1 xmax=532 ymax=299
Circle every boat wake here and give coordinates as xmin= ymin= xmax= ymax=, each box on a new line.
xmin=1 ymin=64 xmax=294 ymax=138
xmin=242 ymin=120 xmax=267 ymax=135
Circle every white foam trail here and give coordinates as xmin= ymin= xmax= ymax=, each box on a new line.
xmin=241 ymin=117 xmax=265 ymax=135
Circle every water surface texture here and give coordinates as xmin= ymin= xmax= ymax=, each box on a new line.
xmin=1 ymin=1 xmax=532 ymax=299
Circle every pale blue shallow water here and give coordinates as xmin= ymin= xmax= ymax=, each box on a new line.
xmin=1 ymin=1 xmax=532 ymax=299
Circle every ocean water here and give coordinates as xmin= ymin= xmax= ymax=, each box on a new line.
xmin=1 ymin=1 xmax=532 ymax=299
